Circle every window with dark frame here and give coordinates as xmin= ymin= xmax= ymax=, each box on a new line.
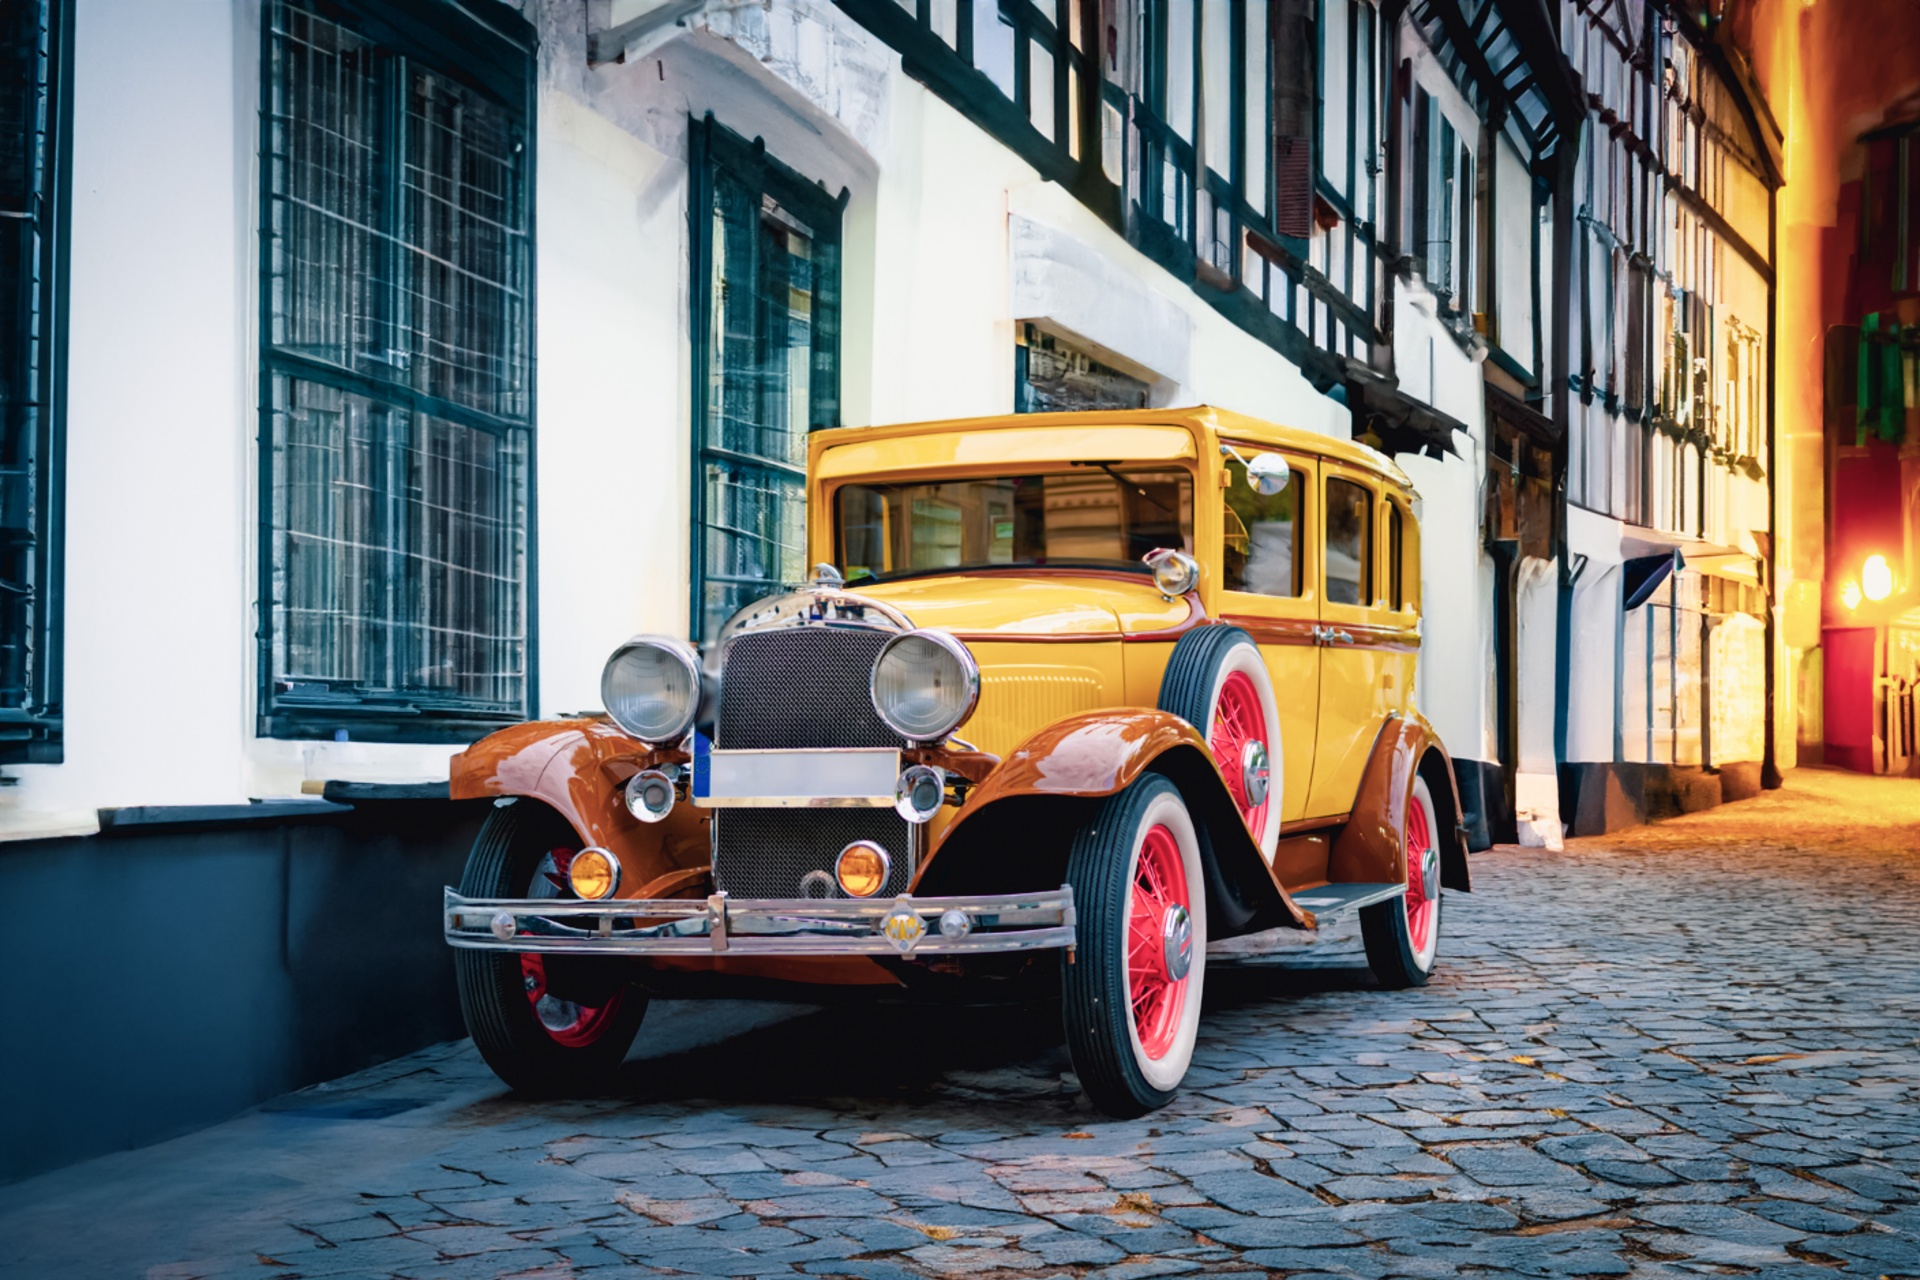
xmin=689 ymin=116 xmax=843 ymax=643
xmin=1222 ymin=454 xmax=1304 ymax=598
xmin=0 ymin=0 xmax=69 ymax=764
xmin=1324 ymin=476 xmax=1371 ymax=606
xmin=259 ymin=0 xmax=535 ymax=742
xmin=1386 ymin=499 xmax=1403 ymax=610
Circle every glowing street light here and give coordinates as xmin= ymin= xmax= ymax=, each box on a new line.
xmin=1861 ymin=554 xmax=1895 ymax=603
xmin=1840 ymin=579 xmax=1863 ymax=611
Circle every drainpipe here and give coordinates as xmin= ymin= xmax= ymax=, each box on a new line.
xmin=1762 ymin=175 xmax=1782 ymax=789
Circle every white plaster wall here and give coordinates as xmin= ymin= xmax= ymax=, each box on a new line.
xmin=1564 ymin=503 xmax=1626 ymax=763
xmin=1394 ymin=285 xmax=1496 ymax=766
xmin=2 ymin=0 xmax=254 ymax=832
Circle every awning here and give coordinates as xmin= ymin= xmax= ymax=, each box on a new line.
xmin=1622 ymin=552 xmax=1680 ymax=610
xmin=1619 ymin=528 xmax=1758 ymax=585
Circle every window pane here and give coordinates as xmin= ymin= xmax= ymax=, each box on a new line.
xmin=1166 ymin=0 xmax=1194 ymax=141
xmin=835 ymin=469 xmax=1194 ymax=579
xmin=1244 ymin=0 xmax=1267 ymax=214
xmin=1201 ymin=0 xmax=1231 ymax=178
xmin=1223 ymin=458 xmax=1302 ymax=597
xmin=267 ymin=5 xmax=530 ymax=422
xmin=1324 ymin=477 xmax=1370 ymax=605
xmin=1030 ymin=39 xmax=1054 ymax=141
xmin=269 ymin=377 xmax=528 ymax=711
xmin=1320 ymin=0 xmax=1349 ymax=199
xmin=974 ymin=4 xmax=1017 ymax=98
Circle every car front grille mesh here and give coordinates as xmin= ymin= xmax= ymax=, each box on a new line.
xmin=712 ymin=626 xmax=912 ymax=900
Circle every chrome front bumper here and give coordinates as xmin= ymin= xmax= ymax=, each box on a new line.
xmin=442 ymin=886 xmax=1076 ymax=958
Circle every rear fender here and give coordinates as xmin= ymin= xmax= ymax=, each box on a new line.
xmin=1327 ymin=712 xmax=1471 ymax=893
xmin=449 ymin=720 xmax=711 ymax=898
xmin=919 ymin=709 xmax=1308 ymax=935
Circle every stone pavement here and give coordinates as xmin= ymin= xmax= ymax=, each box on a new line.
xmin=4 ymin=767 xmax=1918 ymax=1280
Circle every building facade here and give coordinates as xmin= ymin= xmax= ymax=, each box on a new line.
xmin=0 ymin=0 xmax=1787 ymax=1178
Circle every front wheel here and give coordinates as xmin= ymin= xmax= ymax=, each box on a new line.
xmin=454 ymin=801 xmax=647 ymax=1094
xmin=1359 ymin=775 xmax=1443 ymax=988
xmin=1062 ymin=774 xmax=1207 ymax=1117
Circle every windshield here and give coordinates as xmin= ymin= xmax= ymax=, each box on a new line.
xmin=835 ymin=467 xmax=1194 ymax=582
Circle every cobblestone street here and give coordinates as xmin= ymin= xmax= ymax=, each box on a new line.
xmin=6 ymin=768 xmax=1918 ymax=1280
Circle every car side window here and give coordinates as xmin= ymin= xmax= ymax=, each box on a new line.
xmin=1386 ymin=500 xmax=1404 ymax=611
xmin=1324 ymin=477 xmax=1371 ymax=607
xmin=1222 ymin=455 xmax=1303 ymax=597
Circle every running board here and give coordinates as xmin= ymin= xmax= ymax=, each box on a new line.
xmin=1289 ymin=881 xmax=1404 ymax=922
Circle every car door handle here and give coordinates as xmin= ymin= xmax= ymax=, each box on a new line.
xmin=1316 ymin=627 xmax=1354 ymax=646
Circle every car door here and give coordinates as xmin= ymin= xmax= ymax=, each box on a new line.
xmin=1213 ymin=445 xmax=1320 ymax=825
xmin=1303 ymin=463 xmax=1392 ymax=818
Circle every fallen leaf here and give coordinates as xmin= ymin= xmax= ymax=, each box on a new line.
xmin=256 ymin=1257 xmax=293 ymax=1269
xmin=1113 ymin=1192 xmax=1156 ymax=1216
xmin=908 ymin=1222 xmax=959 ymax=1241
xmin=1510 ymin=1055 xmax=1538 ymax=1067
xmin=1742 ymin=1053 xmax=1806 ymax=1065
xmin=857 ymin=1132 xmax=914 ymax=1144
xmin=1063 ymin=1131 xmax=1095 ymax=1139
xmin=1548 ymin=1108 xmax=1569 ymax=1118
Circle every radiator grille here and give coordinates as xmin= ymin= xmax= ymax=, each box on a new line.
xmin=711 ymin=807 xmax=913 ymax=900
xmin=717 ymin=627 xmax=903 ymax=749
xmin=713 ymin=625 xmax=911 ymax=899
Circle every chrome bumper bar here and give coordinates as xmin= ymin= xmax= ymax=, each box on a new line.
xmin=442 ymin=886 xmax=1076 ymax=958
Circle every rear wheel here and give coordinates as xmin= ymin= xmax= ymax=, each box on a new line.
xmin=454 ymin=801 xmax=646 ymax=1094
xmin=1158 ymin=625 xmax=1282 ymax=859
xmin=1359 ymin=775 xmax=1442 ymax=988
xmin=1062 ymin=774 xmax=1207 ymax=1117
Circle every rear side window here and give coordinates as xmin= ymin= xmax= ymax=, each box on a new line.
xmin=1387 ymin=501 xmax=1405 ymax=610
xmin=1222 ymin=456 xmax=1303 ymax=597
xmin=1324 ymin=478 xmax=1372 ymax=606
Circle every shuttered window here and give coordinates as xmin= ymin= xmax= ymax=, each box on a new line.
xmin=0 ymin=0 xmax=69 ymax=763
xmin=259 ymin=0 xmax=536 ymax=741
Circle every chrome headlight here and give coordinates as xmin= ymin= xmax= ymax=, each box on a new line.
xmin=600 ymin=636 xmax=700 ymax=743
xmin=870 ymin=629 xmax=979 ymax=744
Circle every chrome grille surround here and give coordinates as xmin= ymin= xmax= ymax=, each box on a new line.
xmin=712 ymin=623 xmax=913 ymax=900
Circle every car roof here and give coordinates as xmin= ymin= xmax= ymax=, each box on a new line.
xmin=810 ymin=405 xmax=1413 ymax=490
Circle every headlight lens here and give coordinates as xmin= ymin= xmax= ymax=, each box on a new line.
xmin=870 ymin=630 xmax=979 ymax=743
xmin=600 ymin=636 xmax=700 ymax=742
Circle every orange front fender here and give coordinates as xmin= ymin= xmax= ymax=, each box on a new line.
xmin=923 ymin=709 xmax=1309 ymax=934
xmin=450 ymin=720 xmax=711 ymax=899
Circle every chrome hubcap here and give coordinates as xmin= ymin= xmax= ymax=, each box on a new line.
xmin=1240 ymin=739 xmax=1270 ymax=809
xmin=1420 ymin=845 xmax=1440 ymax=900
xmin=1161 ymin=903 xmax=1194 ymax=982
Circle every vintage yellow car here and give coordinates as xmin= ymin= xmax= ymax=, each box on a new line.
xmin=443 ymin=406 xmax=1469 ymax=1116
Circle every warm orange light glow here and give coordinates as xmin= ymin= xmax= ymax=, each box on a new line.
xmin=1862 ymin=555 xmax=1894 ymax=602
xmin=1840 ymin=579 xmax=1863 ymax=610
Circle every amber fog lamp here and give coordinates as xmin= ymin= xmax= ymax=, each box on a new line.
xmin=835 ymin=840 xmax=891 ymax=898
xmin=601 ymin=636 xmax=700 ymax=743
xmin=1143 ymin=547 xmax=1200 ymax=598
xmin=568 ymin=847 xmax=621 ymax=900
xmin=870 ymin=630 xmax=979 ymax=744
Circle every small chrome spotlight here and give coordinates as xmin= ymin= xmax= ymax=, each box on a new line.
xmin=894 ymin=764 xmax=946 ymax=824
xmin=625 ymin=768 xmax=676 ymax=823
xmin=490 ymin=911 xmax=518 ymax=942
xmin=939 ymin=908 xmax=972 ymax=940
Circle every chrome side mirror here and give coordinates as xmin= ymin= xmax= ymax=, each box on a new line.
xmin=1245 ymin=452 xmax=1291 ymax=497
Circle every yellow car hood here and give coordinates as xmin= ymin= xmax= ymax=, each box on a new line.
xmin=852 ymin=571 xmax=1191 ymax=639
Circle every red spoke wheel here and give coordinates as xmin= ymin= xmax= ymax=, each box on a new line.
xmin=1360 ymin=775 xmax=1444 ymax=988
xmin=1158 ymin=626 xmax=1281 ymax=860
xmin=454 ymin=803 xmax=647 ymax=1095
xmin=1064 ymin=774 xmax=1207 ymax=1118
